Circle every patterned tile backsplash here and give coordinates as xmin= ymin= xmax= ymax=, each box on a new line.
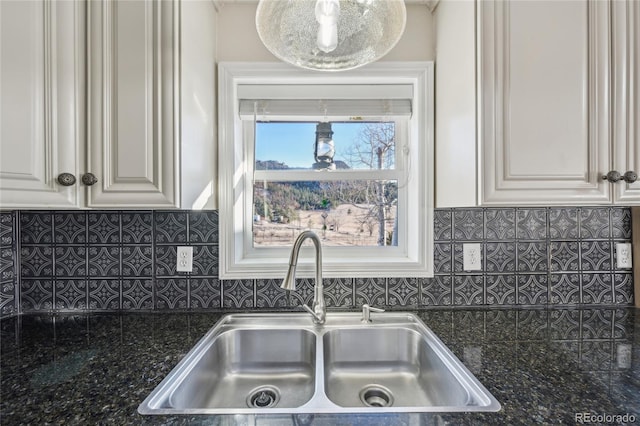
xmin=0 ymin=207 xmax=635 ymax=318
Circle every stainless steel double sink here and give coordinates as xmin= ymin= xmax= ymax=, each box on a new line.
xmin=138 ymin=312 xmax=500 ymax=415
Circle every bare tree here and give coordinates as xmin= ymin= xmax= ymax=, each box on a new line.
xmin=344 ymin=123 xmax=396 ymax=246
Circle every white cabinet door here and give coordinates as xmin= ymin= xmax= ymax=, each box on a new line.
xmin=0 ymin=0 xmax=84 ymax=208
xmin=87 ymin=0 xmax=179 ymax=208
xmin=479 ymin=0 xmax=611 ymax=205
xmin=612 ymin=0 xmax=640 ymax=204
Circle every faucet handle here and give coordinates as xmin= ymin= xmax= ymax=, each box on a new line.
xmin=302 ymin=304 xmax=324 ymax=324
xmin=361 ymin=304 xmax=385 ymax=323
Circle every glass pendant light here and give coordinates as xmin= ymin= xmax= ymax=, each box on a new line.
xmin=256 ymin=0 xmax=407 ymax=71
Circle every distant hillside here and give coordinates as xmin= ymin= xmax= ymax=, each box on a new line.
xmin=255 ymin=160 xmax=350 ymax=170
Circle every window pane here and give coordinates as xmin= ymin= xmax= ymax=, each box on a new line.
xmin=252 ymin=180 xmax=398 ymax=247
xmin=255 ymin=121 xmax=396 ymax=171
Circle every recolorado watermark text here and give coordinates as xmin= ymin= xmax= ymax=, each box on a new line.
xmin=575 ymin=412 xmax=636 ymax=424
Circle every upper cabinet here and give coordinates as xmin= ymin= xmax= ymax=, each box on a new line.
xmin=0 ymin=0 xmax=216 ymax=210
xmin=436 ymin=0 xmax=639 ymax=207
xmin=0 ymin=0 xmax=85 ymax=208
xmin=478 ymin=0 xmax=639 ymax=206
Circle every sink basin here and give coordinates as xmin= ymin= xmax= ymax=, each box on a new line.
xmin=167 ymin=328 xmax=316 ymax=410
xmin=324 ymin=328 xmax=476 ymax=408
xmin=138 ymin=312 xmax=500 ymax=415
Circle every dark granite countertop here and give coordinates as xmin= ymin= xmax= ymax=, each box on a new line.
xmin=1 ymin=307 xmax=639 ymax=425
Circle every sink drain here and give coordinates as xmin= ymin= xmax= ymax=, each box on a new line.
xmin=359 ymin=385 xmax=394 ymax=408
xmin=246 ymin=386 xmax=280 ymax=408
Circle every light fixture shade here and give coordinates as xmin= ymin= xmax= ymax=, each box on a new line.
xmin=256 ymin=0 xmax=407 ymax=72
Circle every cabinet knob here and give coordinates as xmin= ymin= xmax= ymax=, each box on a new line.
xmin=57 ymin=173 xmax=77 ymax=186
xmin=81 ymin=173 xmax=98 ymax=186
xmin=602 ymin=171 xmax=622 ymax=183
xmin=623 ymin=171 xmax=637 ymax=184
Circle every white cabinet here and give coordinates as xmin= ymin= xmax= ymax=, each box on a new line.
xmin=478 ymin=0 xmax=639 ymax=206
xmin=0 ymin=0 xmax=85 ymax=208
xmin=611 ymin=0 xmax=640 ymax=203
xmin=436 ymin=0 xmax=640 ymax=207
xmin=0 ymin=0 xmax=216 ymax=210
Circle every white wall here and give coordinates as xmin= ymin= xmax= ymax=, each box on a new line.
xmin=215 ymin=3 xmax=435 ymax=62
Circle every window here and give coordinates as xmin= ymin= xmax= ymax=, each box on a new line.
xmin=218 ymin=62 xmax=434 ymax=279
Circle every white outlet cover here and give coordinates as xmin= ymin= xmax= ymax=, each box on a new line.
xmin=176 ymin=246 xmax=194 ymax=272
xmin=463 ymin=243 xmax=482 ymax=271
xmin=616 ymin=243 xmax=632 ymax=269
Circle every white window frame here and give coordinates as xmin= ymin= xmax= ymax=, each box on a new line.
xmin=218 ymin=62 xmax=434 ymax=279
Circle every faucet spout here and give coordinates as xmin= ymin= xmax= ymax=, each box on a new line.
xmin=281 ymin=230 xmax=326 ymax=325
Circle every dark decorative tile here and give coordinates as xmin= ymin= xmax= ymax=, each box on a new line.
xmin=613 ymin=273 xmax=633 ymax=304
xmin=21 ymin=246 xmax=53 ymax=277
xmin=354 ymin=278 xmax=386 ymax=307
xmin=433 ymin=243 xmax=452 ymax=273
xmin=0 ymin=212 xmax=13 ymax=245
xmin=452 ymin=209 xmax=483 ymax=241
xmin=485 ymin=208 xmax=515 ymax=240
xmin=453 ymin=275 xmax=484 ymax=306
xmin=121 ymin=212 xmax=153 ymax=244
xmin=323 ymin=278 xmax=353 ymax=308
xmin=550 ymin=274 xmax=580 ymax=305
xmin=155 ymin=211 xmax=188 ymax=244
xmin=420 ymin=276 xmax=452 ymax=306
xmin=121 ymin=246 xmax=152 ymax=277
xmin=155 ymin=245 xmax=177 ymax=276
xmin=549 ymin=208 xmax=579 ymax=239
xmin=452 ymin=243 xmax=465 ymax=273
xmin=580 ymin=341 xmax=612 ymax=371
xmin=54 ymin=246 xmax=86 ymax=277
xmin=255 ymin=279 xmax=287 ymax=308
xmin=122 ymin=279 xmax=154 ymax=310
xmin=88 ymin=279 xmax=120 ymax=310
xmin=433 ymin=209 xmax=452 ymax=241
xmin=192 ymin=245 xmax=218 ymax=276
xmin=1 ymin=245 xmax=15 ymax=281
xmin=610 ymin=208 xmax=631 ymax=239
xmin=516 ymin=208 xmax=547 ymax=240
xmin=550 ymin=309 xmax=581 ymax=340
xmin=88 ymin=246 xmax=120 ymax=277
xmin=485 ymin=242 xmax=515 ymax=273
xmin=550 ymin=241 xmax=579 ymax=272
xmin=517 ymin=274 xmax=548 ymax=305
xmin=53 ymin=211 xmax=86 ymax=244
xmin=580 ymin=241 xmax=612 ymax=272
xmin=1 ymin=282 xmax=16 ymax=316
xmin=55 ymin=279 xmax=87 ymax=310
xmin=222 ymin=279 xmax=254 ymax=308
xmin=286 ymin=278 xmax=314 ymax=307
xmin=485 ymin=275 xmax=516 ymax=305
xmin=580 ymin=207 xmax=610 ymax=239
xmin=516 ymin=310 xmax=549 ymax=340
xmin=189 ymin=211 xmax=219 ymax=244
xmin=88 ymin=212 xmax=120 ymax=244
xmin=387 ymin=278 xmax=419 ymax=307
xmin=21 ymin=279 xmax=53 ymax=311
xmin=581 ymin=274 xmax=613 ymax=305
xmin=190 ymin=278 xmax=222 ymax=309
xmin=20 ymin=212 xmax=52 ymax=244
xmin=517 ymin=242 xmax=547 ymax=272
xmin=156 ymin=278 xmax=188 ymax=309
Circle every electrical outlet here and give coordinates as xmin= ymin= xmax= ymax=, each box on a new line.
xmin=617 ymin=344 xmax=632 ymax=369
xmin=616 ymin=243 xmax=632 ymax=269
xmin=176 ymin=246 xmax=193 ymax=272
xmin=463 ymin=243 xmax=482 ymax=271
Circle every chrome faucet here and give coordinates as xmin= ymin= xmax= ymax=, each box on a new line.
xmin=281 ymin=230 xmax=326 ymax=325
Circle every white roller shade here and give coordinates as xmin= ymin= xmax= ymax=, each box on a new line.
xmin=238 ymin=84 xmax=413 ymax=119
